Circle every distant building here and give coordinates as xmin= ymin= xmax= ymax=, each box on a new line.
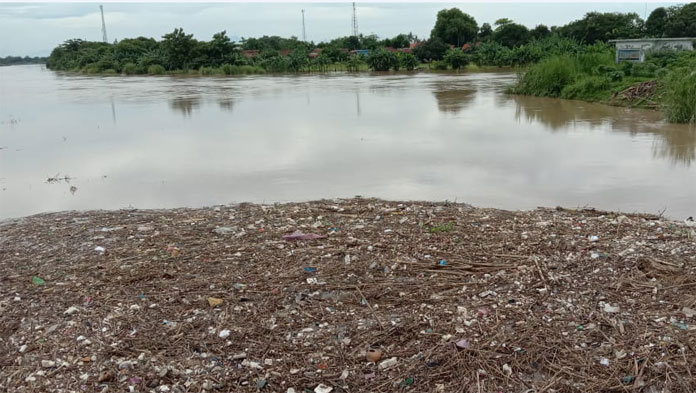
xmin=242 ymin=50 xmax=260 ymax=59
xmin=350 ymin=49 xmax=370 ymax=56
xmin=608 ymin=38 xmax=695 ymax=63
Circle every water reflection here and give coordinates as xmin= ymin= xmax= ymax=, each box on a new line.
xmin=169 ymin=97 xmax=200 ymax=117
xmin=432 ymin=84 xmax=476 ymax=114
xmin=510 ymin=95 xmax=696 ymax=166
xmin=110 ymin=96 xmax=117 ymax=124
xmin=355 ymin=89 xmax=361 ymax=117
xmin=218 ymin=98 xmax=235 ymax=112
xmin=652 ymin=128 xmax=696 ymax=166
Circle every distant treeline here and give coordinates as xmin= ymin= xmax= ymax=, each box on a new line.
xmin=0 ymin=56 xmax=48 ymax=66
xmin=46 ymin=3 xmax=696 ymax=74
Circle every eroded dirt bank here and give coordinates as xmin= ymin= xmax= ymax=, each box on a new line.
xmin=1 ymin=198 xmax=695 ymax=393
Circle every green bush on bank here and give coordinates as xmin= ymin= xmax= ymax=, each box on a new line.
xmin=122 ymin=62 xmax=143 ymax=75
xmin=147 ymin=64 xmax=166 ymax=75
xmin=198 ymin=64 xmax=267 ymax=75
xmin=513 ymin=44 xmax=696 ymax=123
xmin=512 ymin=55 xmax=579 ymax=97
xmin=663 ymin=66 xmax=696 ymax=123
xmin=560 ymin=76 xmax=610 ymax=100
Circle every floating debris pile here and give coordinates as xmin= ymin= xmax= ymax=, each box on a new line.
xmin=1 ymin=198 xmax=695 ymax=392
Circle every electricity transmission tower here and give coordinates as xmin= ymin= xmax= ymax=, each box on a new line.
xmin=352 ymin=2 xmax=358 ymax=38
xmin=100 ymin=5 xmax=108 ymax=43
xmin=302 ymin=9 xmax=306 ymax=42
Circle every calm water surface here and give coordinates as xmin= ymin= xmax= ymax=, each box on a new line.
xmin=1 ymin=65 xmax=694 ymax=219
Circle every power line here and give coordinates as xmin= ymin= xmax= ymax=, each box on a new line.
xmin=302 ymin=9 xmax=306 ymax=42
xmin=100 ymin=5 xmax=108 ymax=43
xmin=352 ymin=2 xmax=359 ymax=38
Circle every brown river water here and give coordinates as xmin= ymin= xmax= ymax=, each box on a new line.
xmin=1 ymin=65 xmax=694 ymax=219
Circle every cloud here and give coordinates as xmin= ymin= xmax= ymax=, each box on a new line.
xmin=43 ymin=11 xmax=127 ymax=30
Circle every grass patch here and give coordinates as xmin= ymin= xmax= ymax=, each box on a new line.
xmin=663 ymin=67 xmax=696 ymax=123
xmin=147 ymin=64 xmax=165 ymax=75
xmin=512 ymin=55 xmax=579 ymax=97
xmin=428 ymin=222 xmax=454 ymax=233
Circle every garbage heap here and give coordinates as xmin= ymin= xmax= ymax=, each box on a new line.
xmin=1 ymin=198 xmax=695 ymax=393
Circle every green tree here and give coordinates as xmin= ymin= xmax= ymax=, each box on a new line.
xmin=399 ymin=53 xmax=419 ymax=70
xmin=161 ymin=28 xmax=196 ymax=70
xmin=556 ymin=12 xmax=644 ymax=44
xmin=361 ymin=34 xmax=381 ymax=50
xmin=366 ymin=49 xmax=398 ymax=71
xmin=495 ymin=18 xmax=513 ymax=27
xmin=413 ymin=37 xmax=449 ymax=61
xmin=321 ymin=46 xmax=348 ymax=62
xmin=478 ymin=23 xmax=493 ymax=42
xmin=312 ymin=53 xmax=332 ymax=72
xmin=346 ymin=36 xmax=361 ymax=50
xmin=646 ymin=7 xmax=668 ymax=37
xmin=345 ymin=55 xmax=364 ymax=72
xmin=382 ymin=34 xmax=410 ymax=48
xmin=493 ymin=22 xmax=531 ymax=48
xmin=431 ymin=8 xmax=478 ymax=46
xmin=664 ymin=3 xmax=696 ymax=38
xmin=287 ymin=49 xmax=309 ymax=72
xmin=207 ymin=31 xmax=238 ymax=66
xmin=472 ymin=41 xmax=513 ymax=66
xmin=444 ymin=49 xmax=470 ymax=69
xmin=530 ymin=25 xmax=551 ymax=40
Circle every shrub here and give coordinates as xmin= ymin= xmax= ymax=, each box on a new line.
xmin=122 ymin=62 xmax=143 ymax=75
xmin=574 ymin=50 xmax=613 ymax=75
xmin=399 ymin=53 xmax=419 ymax=71
xmin=345 ymin=56 xmax=365 ymax=72
xmin=663 ymin=67 xmax=696 ymax=123
xmin=561 ymin=76 xmax=610 ymax=99
xmin=221 ymin=63 xmax=234 ymax=75
xmin=630 ymin=62 xmax=658 ymax=77
xmin=606 ymin=71 xmax=624 ymax=81
xmin=646 ymin=49 xmax=696 ymax=68
xmin=472 ymin=41 xmax=512 ymax=66
xmin=366 ymin=49 xmax=398 ymax=71
xmin=147 ymin=64 xmax=165 ymax=75
xmin=444 ymin=49 xmax=470 ymax=69
xmin=199 ymin=66 xmax=223 ymax=76
xmin=431 ymin=60 xmax=449 ymax=70
xmin=81 ymin=63 xmax=101 ymax=74
xmin=513 ymin=55 xmax=578 ymax=97
xmin=655 ymin=67 xmax=669 ymax=78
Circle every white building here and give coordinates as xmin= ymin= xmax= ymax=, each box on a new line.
xmin=608 ymin=38 xmax=695 ymax=62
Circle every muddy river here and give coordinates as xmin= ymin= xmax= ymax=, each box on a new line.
xmin=1 ymin=65 xmax=694 ymax=219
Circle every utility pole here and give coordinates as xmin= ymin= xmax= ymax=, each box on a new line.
xmin=100 ymin=5 xmax=108 ymax=43
xmin=352 ymin=2 xmax=359 ymax=38
xmin=302 ymin=9 xmax=306 ymax=42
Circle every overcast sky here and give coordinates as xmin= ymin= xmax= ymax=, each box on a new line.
xmin=0 ymin=2 xmax=683 ymax=57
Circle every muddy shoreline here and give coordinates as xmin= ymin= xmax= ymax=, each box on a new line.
xmin=1 ymin=198 xmax=695 ymax=392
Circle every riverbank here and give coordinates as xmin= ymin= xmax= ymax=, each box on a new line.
xmin=43 ymin=62 xmax=507 ymax=77
xmin=2 ymin=198 xmax=695 ymax=392
xmin=510 ymin=50 xmax=696 ymax=123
